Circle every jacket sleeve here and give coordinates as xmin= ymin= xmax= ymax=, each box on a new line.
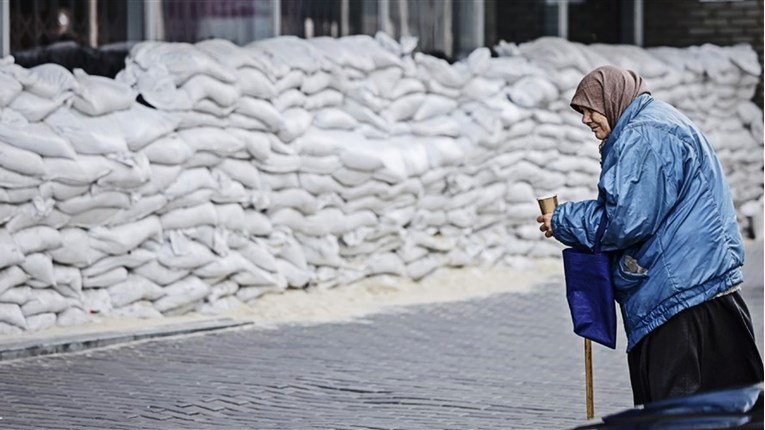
xmin=552 ymin=129 xmax=679 ymax=252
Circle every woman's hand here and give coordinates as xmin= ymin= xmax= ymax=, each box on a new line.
xmin=537 ymin=213 xmax=554 ymax=238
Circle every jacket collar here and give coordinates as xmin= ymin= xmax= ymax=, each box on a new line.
xmin=600 ymin=94 xmax=653 ymax=160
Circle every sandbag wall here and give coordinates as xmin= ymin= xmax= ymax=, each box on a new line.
xmin=0 ymin=35 xmax=760 ymax=333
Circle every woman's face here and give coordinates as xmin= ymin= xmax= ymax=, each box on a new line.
xmin=580 ymin=107 xmax=611 ymax=140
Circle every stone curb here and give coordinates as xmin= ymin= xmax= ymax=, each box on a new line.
xmin=0 ymin=319 xmax=253 ymax=361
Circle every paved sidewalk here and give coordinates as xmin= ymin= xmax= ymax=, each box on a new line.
xmin=0 ymin=242 xmax=760 ymax=429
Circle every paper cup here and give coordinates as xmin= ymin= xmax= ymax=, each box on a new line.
xmin=537 ymin=195 xmax=559 ymax=215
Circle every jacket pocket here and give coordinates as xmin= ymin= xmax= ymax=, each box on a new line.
xmin=613 ymin=254 xmax=649 ymax=294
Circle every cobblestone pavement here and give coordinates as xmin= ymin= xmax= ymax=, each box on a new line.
xmin=0 ymin=268 xmax=760 ymax=429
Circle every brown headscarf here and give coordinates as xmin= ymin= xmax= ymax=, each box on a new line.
xmin=570 ymin=65 xmax=650 ymax=130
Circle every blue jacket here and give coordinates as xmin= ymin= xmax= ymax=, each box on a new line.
xmin=552 ymin=94 xmax=744 ymax=352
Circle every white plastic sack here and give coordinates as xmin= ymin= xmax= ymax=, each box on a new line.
xmin=72 ymin=68 xmax=136 ymax=116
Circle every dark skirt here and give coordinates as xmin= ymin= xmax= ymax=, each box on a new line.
xmin=627 ymin=290 xmax=764 ymax=406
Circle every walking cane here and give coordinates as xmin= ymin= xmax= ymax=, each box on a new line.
xmin=538 ymin=195 xmax=595 ymax=420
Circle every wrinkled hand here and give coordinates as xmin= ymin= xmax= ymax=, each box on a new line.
xmin=537 ymin=213 xmax=553 ymax=238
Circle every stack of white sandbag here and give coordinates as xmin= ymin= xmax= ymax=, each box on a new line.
xmin=500 ymin=37 xmax=763 ymax=215
xmin=0 ymin=33 xmax=760 ymax=334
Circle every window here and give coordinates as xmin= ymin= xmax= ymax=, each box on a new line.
xmin=162 ymin=0 xmax=275 ymax=45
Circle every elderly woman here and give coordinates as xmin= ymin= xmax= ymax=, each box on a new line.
xmin=537 ymin=65 xmax=763 ymax=405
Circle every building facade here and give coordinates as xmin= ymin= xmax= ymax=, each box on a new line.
xmin=0 ymin=0 xmax=762 ymax=104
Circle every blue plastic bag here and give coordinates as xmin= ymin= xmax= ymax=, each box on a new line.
xmin=562 ymin=210 xmax=617 ymax=349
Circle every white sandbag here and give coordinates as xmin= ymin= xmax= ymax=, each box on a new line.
xmin=29 ymin=63 xmax=78 ymax=98
xmin=95 ymin=152 xmax=152 ymax=189
xmin=83 ymin=266 xmax=129 ymax=288
xmin=140 ymin=133 xmax=195 ymax=165
xmin=295 ymin=233 xmax=343 ymax=267
xmin=0 ymin=121 xmax=77 ymax=159
xmin=226 ymin=128 xmax=271 ymax=160
xmin=0 ymin=286 xmax=31 ymax=305
xmin=193 ymin=98 xmax=236 ymax=118
xmin=235 ymin=97 xmax=284 ymax=131
xmin=176 ymin=127 xmax=245 ymax=156
xmin=53 ymin=265 xmax=83 ymax=299
xmin=270 ymin=189 xmax=319 ymax=215
xmin=163 ymin=189 xmax=214 ymax=212
xmin=255 ymin=153 xmax=301 ymax=174
xmin=90 ymin=216 xmax=162 ymax=255
xmin=210 ymin=171 xmax=247 ymax=204
xmin=236 ymin=67 xmax=278 ymax=99
xmin=238 ymin=240 xmax=279 ymax=272
xmin=301 ymin=71 xmax=333 ymax=95
xmin=414 ymin=52 xmax=470 ymax=88
xmin=298 ymin=154 xmax=341 ymax=175
xmin=508 ymin=76 xmax=559 ymax=108
xmin=107 ymin=275 xmax=165 ymax=308
xmin=411 ymin=116 xmax=461 ymax=137
xmin=107 ymin=195 xmax=168 ymax=227
xmin=192 ymin=252 xmax=255 ymax=278
xmin=181 ymin=74 xmax=241 ymax=107
xmin=297 ymin=129 xmax=353 ymax=157
xmin=274 ymin=258 xmax=311 ymax=288
xmin=389 ymin=78 xmax=426 ymax=100
xmin=12 ymin=226 xmax=62 ymax=254
xmin=131 ymin=41 xmax=236 ymax=85
xmin=135 ymin=164 xmax=184 ymax=196
xmin=304 ymin=88 xmax=344 ymax=110
xmin=0 ymin=138 xmax=47 ymax=177
xmin=333 ymin=167 xmax=373 ymax=187
xmin=0 ymin=266 xmax=28 ymax=297
xmin=274 ymin=88 xmax=307 ymax=111
xmin=47 ymin=112 xmax=130 ymax=155
xmin=466 ymin=46 xmax=491 ymax=74
xmin=21 ymin=289 xmax=73 ymax=316
xmin=87 ymin=249 xmax=159 ymax=276
xmin=239 ymin=210 xmax=271 ymax=236
xmin=343 ymin=98 xmax=388 ymax=130
xmin=382 ymin=93 xmax=425 ymax=122
xmin=366 ymin=252 xmax=406 ymax=276
xmin=81 ymin=288 xmax=111 ymax=314
xmin=57 ymin=307 xmax=92 ymax=326
xmin=0 ymin=228 xmax=24 ymax=269
xmin=47 ymin=228 xmax=94 ymax=266
xmin=6 ymin=199 xmax=69 ymax=233
xmin=215 ymin=159 xmax=262 ymax=190
xmin=57 ymin=191 xmax=131 ymax=215
xmin=368 ymin=66 xmax=403 ymax=97
xmin=20 ymin=253 xmax=56 ymax=286
xmin=161 ymin=202 xmax=218 ymax=230
xmin=26 ymin=312 xmax=58 ymax=334
xmin=153 ymin=276 xmax=211 ymax=313
xmin=278 ymin=108 xmax=313 ymax=142
xmin=134 ymin=260 xmax=189 ymax=286
xmin=207 ymin=280 xmax=239 ymax=303
xmin=157 ymin=234 xmax=217 ymax=269
xmin=0 ymin=303 xmax=27 ymax=329
xmin=0 ymin=73 xmax=23 ymax=106
xmin=462 ymin=77 xmax=504 ymax=100
xmin=72 ymin=68 xmax=136 ymax=116
xmin=42 ymin=155 xmax=111 ymax=186
xmin=337 ymin=148 xmax=384 ymax=172
xmin=9 ymin=91 xmax=69 ymax=122
xmin=196 ymin=38 xmax=267 ymax=70
xmin=82 ymin=104 xmax=178 ymax=151
xmin=313 ymin=108 xmax=359 ymax=130
xmin=406 ymin=253 xmax=448 ymax=280
xmin=213 ymin=203 xmax=245 ymax=231
xmin=0 ymin=164 xmax=41 ymax=188
xmin=164 ymin=167 xmax=217 ymax=199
